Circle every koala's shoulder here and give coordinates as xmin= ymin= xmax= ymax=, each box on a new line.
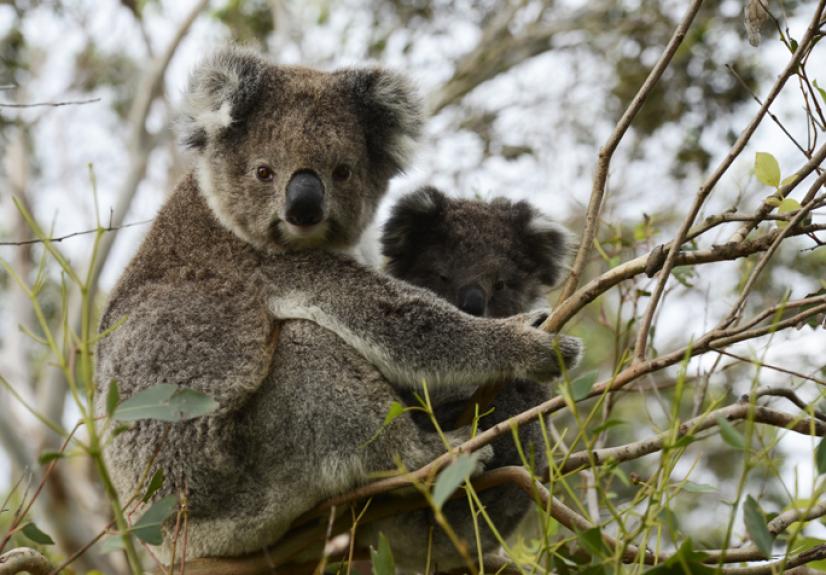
xmin=100 ymin=175 xmax=265 ymax=328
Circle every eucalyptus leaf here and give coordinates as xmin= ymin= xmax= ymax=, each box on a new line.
xmin=576 ymin=527 xmax=608 ymax=558
xmin=131 ymin=495 xmax=178 ymax=545
xmin=815 ymin=437 xmax=826 ymax=475
xmin=432 ymin=453 xmax=480 ymax=510
xmin=383 ymin=401 xmax=405 ymax=426
xmin=142 ymin=469 xmax=165 ymax=503
xmin=370 ymin=532 xmax=396 ymax=575
xmin=21 ymin=522 xmax=54 ymax=545
xmin=755 ymin=152 xmax=781 ymax=188
xmin=744 ymin=495 xmax=774 ymax=558
xmin=38 ymin=450 xmax=64 ymax=465
xmin=716 ymin=416 xmax=745 ymax=450
xmin=113 ymin=384 xmax=218 ymax=422
xmin=98 ymin=536 xmax=127 ymax=554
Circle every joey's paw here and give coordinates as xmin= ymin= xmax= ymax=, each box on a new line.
xmin=522 ymin=331 xmax=583 ymax=382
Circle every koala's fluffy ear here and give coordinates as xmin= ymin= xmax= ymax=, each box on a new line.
xmin=178 ymin=47 xmax=268 ymax=150
xmin=511 ymin=201 xmax=571 ymax=287
xmin=340 ymin=69 xmax=423 ymax=176
xmin=381 ymin=187 xmax=447 ymax=276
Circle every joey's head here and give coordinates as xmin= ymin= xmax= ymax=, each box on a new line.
xmin=178 ymin=47 xmax=422 ymax=251
xmin=381 ymin=187 xmax=570 ymax=317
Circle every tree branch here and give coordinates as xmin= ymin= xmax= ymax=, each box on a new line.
xmin=555 ymin=0 xmax=705 ymax=304
xmin=0 ymin=547 xmax=52 ymax=575
xmin=630 ymin=0 xmax=826 ymax=361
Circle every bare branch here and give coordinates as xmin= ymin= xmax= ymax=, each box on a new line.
xmin=0 ymin=219 xmax=153 ymax=247
xmin=0 ymin=97 xmax=101 ymax=109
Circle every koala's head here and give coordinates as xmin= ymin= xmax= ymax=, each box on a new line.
xmin=381 ymin=187 xmax=570 ymax=318
xmin=178 ymin=47 xmax=422 ymax=251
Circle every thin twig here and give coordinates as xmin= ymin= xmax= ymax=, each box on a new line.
xmin=0 ymin=219 xmax=153 ymax=247
xmin=0 ymin=97 xmax=101 ymax=109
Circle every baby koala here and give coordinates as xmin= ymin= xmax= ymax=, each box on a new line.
xmin=362 ymin=186 xmax=572 ymax=572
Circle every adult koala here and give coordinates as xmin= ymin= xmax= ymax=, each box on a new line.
xmin=96 ymin=47 xmax=581 ymax=560
xmin=361 ymin=187 xmax=570 ymax=571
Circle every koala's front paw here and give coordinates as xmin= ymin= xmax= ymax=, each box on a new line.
xmin=513 ymin=325 xmax=583 ymax=382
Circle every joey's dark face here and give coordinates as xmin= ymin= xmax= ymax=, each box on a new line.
xmin=382 ymin=188 xmax=569 ymax=318
xmin=180 ymin=48 xmax=421 ymax=252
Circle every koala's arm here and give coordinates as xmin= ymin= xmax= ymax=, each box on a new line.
xmin=263 ymin=251 xmax=580 ymax=388
xmin=97 ymin=281 xmax=275 ymax=413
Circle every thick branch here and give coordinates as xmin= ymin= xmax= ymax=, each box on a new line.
xmin=0 ymin=547 xmax=52 ymax=575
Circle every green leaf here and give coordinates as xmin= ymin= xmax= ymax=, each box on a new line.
xmin=716 ymin=416 xmax=745 ymax=449
xmin=106 ymin=379 xmax=120 ymax=418
xmin=432 ymin=453 xmax=480 ymax=510
xmin=680 ymin=481 xmax=717 ymax=494
xmin=643 ymin=539 xmax=712 ymax=574
xmin=570 ymin=371 xmax=598 ymax=401
xmin=755 ymin=152 xmax=781 ymax=187
xmin=815 ymin=437 xmax=826 ymax=474
xmin=744 ymin=495 xmax=774 ymax=558
xmin=576 ymin=527 xmax=608 ymax=558
xmin=131 ymin=495 xmax=178 ymax=545
xmin=814 ymin=79 xmax=826 ymax=105
xmin=370 ymin=532 xmax=395 ymax=575
xmin=142 ymin=469 xmax=165 ymax=503
xmin=113 ymin=384 xmax=219 ymax=422
xmin=778 ymin=198 xmax=801 ymax=213
xmin=98 ymin=536 xmax=126 ymax=554
xmin=383 ymin=401 xmax=405 ymax=426
xmin=38 ymin=450 xmax=64 ymax=465
xmin=21 ymin=522 xmax=55 ymax=545
xmin=780 ymin=173 xmax=799 ymax=187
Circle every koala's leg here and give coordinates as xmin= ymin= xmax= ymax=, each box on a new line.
xmin=262 ymin=250 xmax=582 ymax=389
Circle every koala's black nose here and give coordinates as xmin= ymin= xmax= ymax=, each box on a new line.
xmin=285 ymin=171 xmax=325 ymax=227
xmin=458 ymin=284 xmax=486 ymax=317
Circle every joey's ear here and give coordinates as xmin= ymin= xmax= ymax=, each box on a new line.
xmin=381 ymin=186 xmax=447 ymax=276
xmin=511 ymin=201 xmax=571 ymax=287
xmin=340 ymin=68 xmax=423 ymax=177
xmin=178 ymin=46 xmax=268 ymax=150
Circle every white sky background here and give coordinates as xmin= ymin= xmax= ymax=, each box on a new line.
xmin=0 ymin=0 xmax=824 ymax=535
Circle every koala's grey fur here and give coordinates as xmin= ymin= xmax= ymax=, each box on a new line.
xmin=359 ymin=187 xmax=571 ymax=571
xmin=96 ymin=47 xmax=581 ymax=560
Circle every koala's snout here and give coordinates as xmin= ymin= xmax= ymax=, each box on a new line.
xmin=285 ymin=171 xmax=325 ymax=227
xmin=458 ymin=284 xmax=486 ymax=317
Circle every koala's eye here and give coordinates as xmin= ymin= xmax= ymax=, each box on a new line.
xmin=332 ymin=164 xmax=352 ymax=183
xmin=256 ymin=165 xmax=274 ymax=182
xmin=494 ymin=279 xmax=506 ymax=291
